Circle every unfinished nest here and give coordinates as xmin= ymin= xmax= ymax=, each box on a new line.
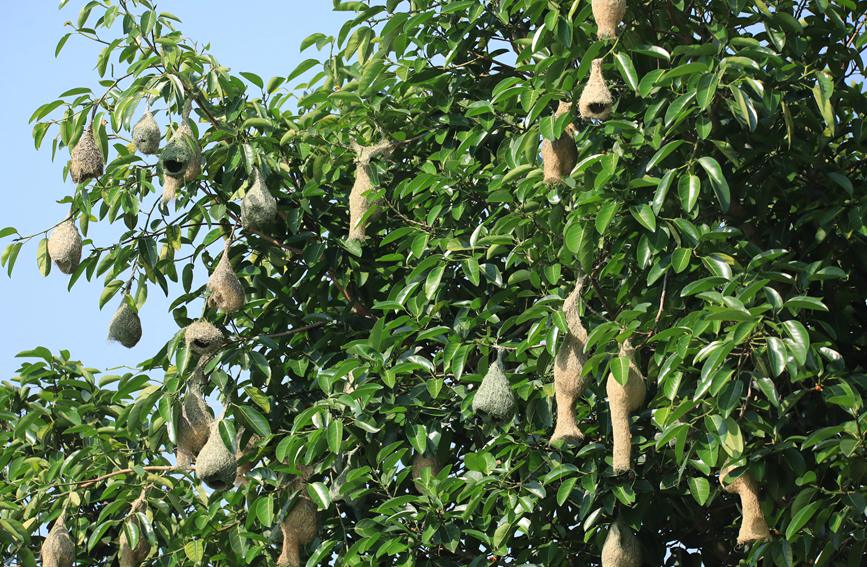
xmin=184 ymin=320 xmax=224 ymax=355
xmin=541 ymin=101 xmax=578 ymax=184
xmin=160 ymin=122 xmax=200 ymax=183
xmin=601 ymin=519 xmax=642 ymax=567
xmin=70 ymin=122 xmax=104 ymax=184
xmin=176 ymin=371 xmax=213 ymax=467
xmin=348 ymin=140 xmax=393 ymax=242
xmin=579 ymin=59 xmax=614 ymax=120
xmin=118 ymin=495 xmax=150 ymax=567
xmin=241 ymin=168 xmax=278 ymax=230
xmin=47 ymin=219 xmax=82 ymax=275
xmin=161 ymin=175 xmax=182 ymax=206
xmin=411 ymin=453 xmax=442 ymax=493
xmin=592 ymin=0 xmax=627 ymax=40
xmin=276 ymin=496 xmax=318 ymax=567
xmin=41 ymin=514 xmax=74 ymax=567
xmin=195 ymin=421 xmax=237 ymax=490
xmin=471 ymin=352 xmax=516 ymax=419
xmin=720 ymin=466 xmax=772 ymax=544
xmin=550 ymin=279 xmax=589 ymax=445
xmin=108 ymin=301 xmax=142 ymax=349
xmin=132 ymin=110 xmax=160 ymax=155
xmin=207 ymin=245 xmax=244 ymax=313
xmin=606 ymin=341 xmax=646 ymax=474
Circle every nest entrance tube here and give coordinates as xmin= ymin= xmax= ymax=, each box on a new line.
xmin=348 ymin=139 xmax=393 ymax=242
xmin=579 ymin=59 xmax=614 ymax=121
xmin=550 ymin=279 xmax=589 ymax=445
xmin=277 ymin=497 xmax=318 ymax=567
xmin=606 ymin=341 xmax=646 ymax=473
xmin=541 ymin=101 xmax=578 ymax=185
xmin=601 ymin=519 xmax=642 ymax=567
xmin=720 ymin=466 xmax=771 ymax=544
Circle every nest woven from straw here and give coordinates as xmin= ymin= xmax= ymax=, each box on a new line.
xmin=720 ymin=466 xmax=772 ymax=544
xmin=579 ymin=59 xmax=614 ymax=120
xmin=592 ymin=0 xmax=627 ymax=40
xmin=160 ymin=122 xmax=200 ymax=182
xmin=276 ymin=497 xmax=318 ymax=567
xmin=176 ymin=371 xmax=213 ymax=467
xmin=348 ymin=140 xmax=392 ymax=241
xmin=601 ymin=519 xmax=642 ymax=567
xmin=207 ymin=247 xmax=245 ymax=313
xmin=132 ymin=110 xmax=161 ymax=155
xmin=70 ymin=122 xmax=104 ymax=184
xmin=550 ymin=279 xmax=589 ymax=444
xmin=606 ymin=341 xmax=646 ymax=474
xmin=195 ymin=421 xmax=237 ymax=490
xmin=47 ymin=219 xmax=82 ymax=275
xmin=184 ymin=320 xmax=224 ymax=355
xmin=541 ymin=101 xmax=578 ymax=184
xmin=118 ymin=495 xmax=151 ymax=567
xmin=471 ymin=354 xmax=516 ymax=419
xmin=241 ymin=168 xmax=278 ymax=230
xmin=41 ymin=515 xmax=74 ymax=567
xmin=108 ymin=302 xmax=142 ymax=349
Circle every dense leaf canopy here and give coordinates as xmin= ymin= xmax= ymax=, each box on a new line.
xmin=1 ymin=0 xmax=866 ymax=566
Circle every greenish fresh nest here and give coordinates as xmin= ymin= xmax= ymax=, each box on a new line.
xmin=207 ymin=251 xmax=245 ymax=313
xmin=160 ymin=123 xmax=200 ymax=182
xmin=195 ymin=421 xmax=237 ymax=490
xmin=601 ymin=519 xmax=642 ymax=567
xmin=132 ymin=110 xmax=160 ymax=155
xmin=176 ymin=378 xmax=213 ymax=467
xmin=184 ymin=320 xmax=224 ymax=355
xmin=70 ymin=123 xmax=104 ymax=184
xmin=108 ymin=302 xmax=142 ymax=349
xmin=241 ymin=169 xmax=277 ymax=230
xmin=471 ymin=356 xmax=516 ymax=419
xmin=47 ymin=219 xmax=82 ymax=275
xmin=41 ymin=515 xmax=74 ymax=567
xmin=579 ymin=59 xmax=613 ymax=120
xmin=591 ymin=0 xmax=627 ymax=39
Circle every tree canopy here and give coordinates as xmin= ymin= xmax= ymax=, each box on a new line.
xmin=1 ymin=0 xmax=866 ymax=565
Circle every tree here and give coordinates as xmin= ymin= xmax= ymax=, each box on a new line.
xmin=1 ymin=0 xmax=865 ymax=565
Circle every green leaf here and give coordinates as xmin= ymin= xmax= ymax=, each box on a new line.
xmin=652 ymin=170 xmax=676 ymax=215
xmin=307 ymin=481 xmax=332 ymax=510
xmin=688 ymin=477 xmax=710 ymax=505
xmin=782 ymin=320 xmax=810 ymax=365
xmin=609 ymin=355 xmax=630 ymax=386
xmin=697 ymin=157 xmax=730 ymax=211
xmin=327 ymin=419 xmax=343 ymax=454
xmin=564 ymin=221 xmax=588 ymax=254
xmin=36 ymin=238 xmax=51 ymax=277
xmin=678 ymin=173 xmax=700 ymax=213
xmin=630 ymin=204 xmax=657 ymax=232
xmin=671 ymin=248 xmax=691 ymax=273
xmin=784 ymin=296 xmax=828 ymax=312
xmin=645 ymin=140 xmax=684 ymax=172
xmin=256 ymin=495 xmax=274 ymax=526
xmin=595 ymin=201 xmax=619 ymax=235
xmin=785 ymin=500 xmax=822 ymax=540
xmin=556 ymin=477 xmax=577 ymax=506
xmin=184 ymin=540 xmax=204 ymax=562
xmin=614 ymin=51 xmax=638 ymax=92
xmin=766 ymin=337 xmax=787 ymax=377
xmin=424 ymin=264 xmax=445 ymax=299
xmin=238 ymin=404 xmax=271 ymax=437
xmin=696 ymin=72 xmax=719 ymax=110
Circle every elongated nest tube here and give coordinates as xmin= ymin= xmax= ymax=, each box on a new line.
xmin=207 ymin=247 xmax=244 ymax=313
xmin=132 ymin=110 xmax=160 ymax=155
xmin=601 ymin=519 xmax=641 ymax=567
xmin=471 ymin=353 xmax=516 ymax=419
xmin=176 ymin=373 xmax=213 ymax=467
xmin=276 ymin=496 xmax=318 ymax=567
xmin=70 ymin=122 xmax=104 ymax=184
xmin=348 ymin=140 xmax=393 ymax=242
xmin=550 ymin=279 xmax=589 ymax=445
xmin=184 ymin=320 xmax=224 ymax=355
xmin=241 ymin=168 xmax=278 ymax=230
xmin=41 ymin=515 xmax=74 ymax=567
xmin=592 ymin=0 xmax=627 ymax=40
xmin=160 ymin=122 xmax=200 ymax=182
xmin=195 ymin=421 xmax=237 ymax=490
xmin=579 ymin=59 xmax=614 ymax=120
xmin=606 ymin=341 xmax=646 ymax=474
xmin=108 ymin=302 xmax=142 ymax=349
xmin=542 ymin=101 xmax=578 ymax=184
xmin=47 ymin=219 xmax=82 ymax=275
xmin=720 ymin=466 xmax=771 ymax=544
xmin=160 ymin=175 xmax=182 ymax=205
xmin=412 ymin=453 xmax=442 ymax=493
xmin=119 ymin=495 xmax=151 ymax=567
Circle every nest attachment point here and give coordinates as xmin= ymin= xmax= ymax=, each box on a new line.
xmin=276 ymin=497 xmax=318 ymax=567
xmin=720 ymin=466 xmax=772 ymax=544
xmin=592 ymin=0 xmax=627 ymax=40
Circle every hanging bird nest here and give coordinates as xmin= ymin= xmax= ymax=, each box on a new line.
xmin=70 ymin=121 xmax=104 ymax=184
xmin=184 ymin=320 xmax=224 ymax=355
xmin=348 ymin=139 xmax=393 ymax=242
xmin=132 ymin=110 xmax=160 ymax=155
xmin=195 ymin=421 xmax=237 ymax=490
xmin=579 ymin=59 xmax=614 ymax=120
xmin=550 ymin=279 xmax=589 ymax=445
xmin=160 ymin=122 xmax=200 ymax=181
xmin=241 ymin=168 xmax=278 ymax=230
xmin=601 ymin=519 xmax=642 ymax=567
xmin=108 ymin=301 xmax=142 ymax=349
xmin=471 ymin=351 xmax=516 ymax=419
xmin=41 ymin=514 xmax=74 ymax=567
xmin=276 ymin=495 xmax=318 ymax=567
xmin=606 ymin=341 xmax=646 ymax=474
xmin=411 ymin=453 xmax=442 ymax=493
xmin=118 ymin=493 xmax=151 ymax=567
xmin=207 ymin=243 xmax=245 ymax=313
xmin=720 ymin=465 xmax=772 ymax=544
xmin=176 ymin=369 xmax=213 ymax=467
xmin=47 ymin=219 xmax=82 ymax=275
xmin=592 ymin=0 xmax=627 ymax=40
xmin=542 ymin=101 xmax=578 ymax=184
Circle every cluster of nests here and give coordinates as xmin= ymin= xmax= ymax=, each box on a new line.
xmin=468 ymin=280 xmax=771 ymax=565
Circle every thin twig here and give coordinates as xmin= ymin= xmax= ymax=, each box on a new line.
xmin=76 ymin=465 xmax=191 ymax=489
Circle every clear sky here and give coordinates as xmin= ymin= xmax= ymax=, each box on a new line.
xmin=0 ymin=2 xmax=347 ymax=378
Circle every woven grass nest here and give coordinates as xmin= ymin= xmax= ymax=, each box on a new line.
xmin=70 ymin=122 xmax=104 ymax=184
xmin=195 ymin=421 xmax=237 ymax=490
xmin=541 ymin=101 xmax=578 ymax=184
xmin=579 ymin=59 xmax=614 ymax=120
xmin=207 ymin=244 xmax=245 ymax=313
xmin=118 ymin=494 xmax=151 ymax=567
xmin=601 ymin=519 xmax=641 ymax=567
xmin=592 ymin=0 xmax=627 ymax=40
xmin=348 ymin=140 xmax=393 ymax=242
xmin=176 ymin=370 xmax=213 ymax=467
xmin=471 ymin=352 xmax=516 ymax=419
xmin=184 ymin=320 xmax=224 ymax=355
xmin=276 ymin=495 xmax=318 ymax=567
xmin=550 ymin=279 xmax=589 ymax=445
xmin=132 ymin=110 xmax=160 ymax=155
xmin=606 ymin=341 xmax=646 ymax=474
xmin=108 ymin=301 xmax=142 ymax=349
xmin=47 ymin=219 xmax=82 ymax=275
xmin=41 ymin=514 xmax=74 ymax=567
xmin=241 ymin=168 xmax=277 ymax=230
xmin=720 ymin=465 xmax=772 ymax=544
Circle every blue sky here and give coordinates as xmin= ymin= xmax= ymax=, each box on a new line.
xmin=0 ymin=2 xmax=347 ymax=377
